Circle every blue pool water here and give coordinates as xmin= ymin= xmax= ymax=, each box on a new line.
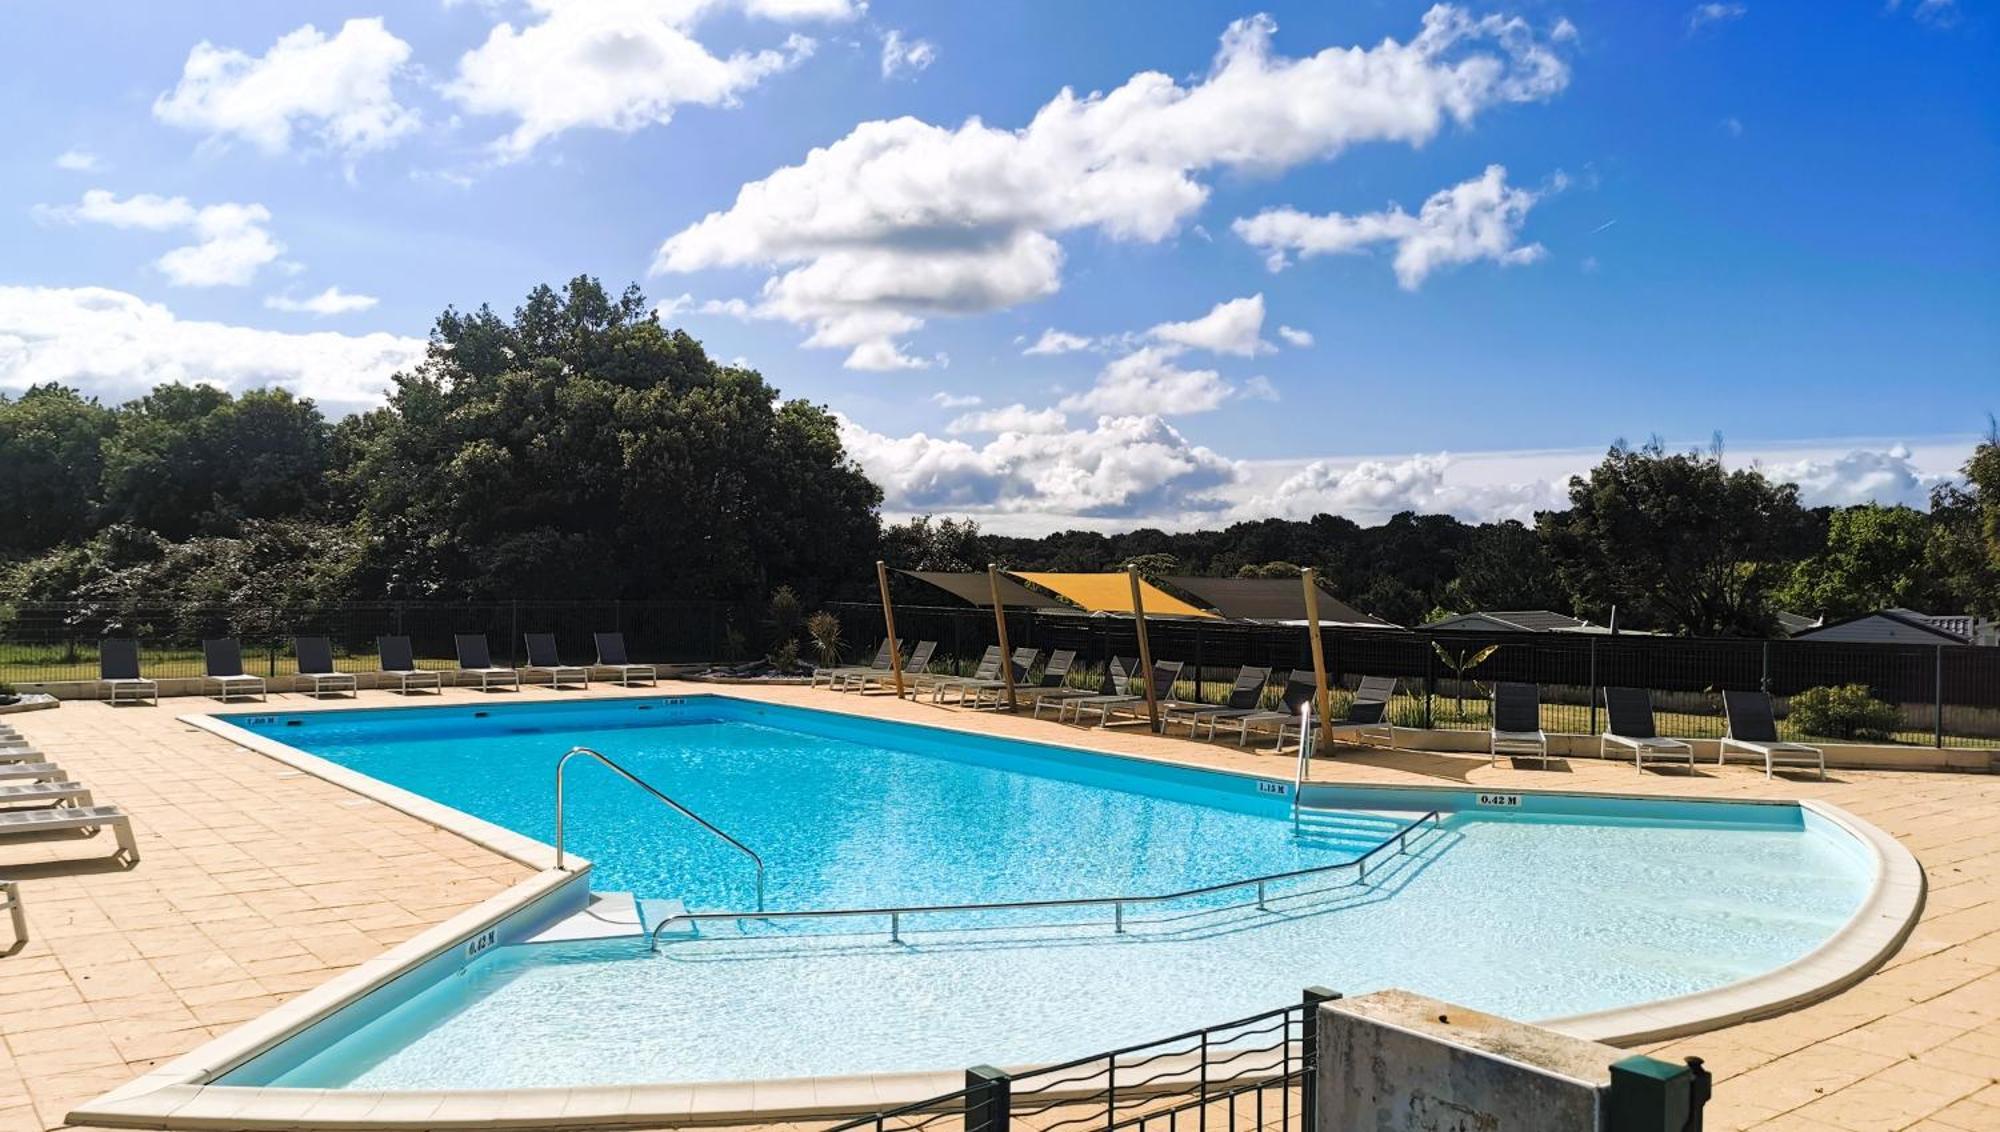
xmin=218 ymin=697 xmax=1874 ymax=1090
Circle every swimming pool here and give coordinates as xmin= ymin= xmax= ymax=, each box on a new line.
xmin=198 ymin=696 xmax=1876 ymax=1092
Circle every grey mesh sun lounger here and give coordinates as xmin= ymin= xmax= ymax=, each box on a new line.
xmin=922 ymin=645 xmax=1003 ymax=702
xmin=1601 ymin=688 xmax=1695 ymax=772
xmin=294 ymin=637 xmax=357 ymax=699
xmin=814 ymin=640 xmax=893 ymax=689
xmin=1224 ymin=671 xmax=1320 ymax=746
xmin=849 ymin=641 xmax=937 ymax=694
xmin=377 ymin=636 xmax=442 ymax=694
xmin=941 ymin=648 xmax=1041 ymax=709
xmin=593 ymin=633 xmax=657 ymax=687
xmin=1722 ymin=690 xmax=1825 ymax=779
xmin=1069 ymin=660 xmax=1185 ymax=728
xmin=1008 ymin=650 xmax=1080 ymax=709
xmin=1036 ymin=656 xmax=1136 ymax=720
xmin=98 ymin=639 xmax=157 ymax=705
xmin=523 ymin=633 xmax=589 ymax=689
xmin=1489 ymin=681 xmax=1550 ymax=767
xmin=202 ymin=639 xmax=267 ymax=703
xmin=455 ymin=634 xmax=520 ymax=692
xmin=0 ymin=805 xmax=138 ymax=864
xmin=1161 ymin=666 xmax=1272 ymax=736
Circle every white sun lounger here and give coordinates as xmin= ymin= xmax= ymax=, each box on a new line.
xmin=1601 ymin=688 xmax=1695 ymax=772
xmin=0 ymin=781 xmax=93 ymax=808
xmin=1721 ymin=690 xmax=1825 ymax=779
xmin=0 ymin=763 xmax=66 ymax=784
xmin=0 ymin=805 xmax=138 ymax=864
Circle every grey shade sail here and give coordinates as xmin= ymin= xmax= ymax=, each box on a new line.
xmin=898 ymin=570 xmax=1069 ymax=609
xmin=1158 ymin=576 xmax=1392 ymax=626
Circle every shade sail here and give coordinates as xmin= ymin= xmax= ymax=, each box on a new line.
xmin=1161 ymin=576 xmax=1393 ymax=627
xmin=1010 ymin=572 xmax=1220 ymax=619
xmin=899 ymin=570 xmax=1068 ymax=609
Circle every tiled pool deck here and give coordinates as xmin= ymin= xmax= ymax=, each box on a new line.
xmin=3 ymin=682 xmax=1998 ymax=1132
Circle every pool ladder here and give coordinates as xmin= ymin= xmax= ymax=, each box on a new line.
xmin=554 ymin=746 xmax=766 ymax=912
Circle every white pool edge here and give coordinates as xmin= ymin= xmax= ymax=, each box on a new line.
xmin=71 ymin=694 xmax=1926 ymax=1130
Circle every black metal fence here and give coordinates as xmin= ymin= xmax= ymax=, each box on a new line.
xmin=5 ymin=596 xmax=1997 ymax=749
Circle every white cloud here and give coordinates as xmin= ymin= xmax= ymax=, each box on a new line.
xmin=264 ymin=285 xmax=380 ymax=316
xmin=1277 ymin=324 xmax=1313 ymax=348
xmin=54 ymin=149 xmax=102 ymax=172
xmin=931 ymin=391 xmax=982 ymax=409
xmin=947 ymin=404 xmax=1068 ymax=435
xmin=655 ymin=7 xmax=1572 ymax=365
xmin=1888 ymin=0 xmax=1960 ymax=27
xmin=1763 ymin=444 xmax=1946 ymax=508
xmin=1687 ymin=3 xmax=1747 ymax=31
xmin=880 ymin=29 xmax=937 ymax=78
xmin=0 ymin=285 xmax=424 ymax=412
xmin=839 ymin=410 xmax=1240 ymax=524
xmin=448 ymin=0 xmax=828 ymax=160
xmin=1059 ymin=346 xmax=1234 ymax=416
xmin=153 ymin=18 xmax=419 ymax=158
xmin=43 ymin=190 xmax=284 ymax=288
xmin=1722 ymin=115 xmax=1744 ymax=137
xmin=1023 ymin=328 xmax=1093 ymax=356
xmin=1240 ymin=375 xmax=1280 ymax=401
xmin=1147 ymin=293 xmax=1271 ymax=356
xmin=1234 ymin=164 xmax=1551 ymax=288
xmin=1241 ymin=452 xmax=1566 ymax=524
xmin=700 ymin=296 xmax=756 ymax=318
xmin=654 ymin=292 xmax=695 ymax=319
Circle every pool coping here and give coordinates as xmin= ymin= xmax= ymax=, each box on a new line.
xmin=69 ymin=692 xmax=1926 ymax=1130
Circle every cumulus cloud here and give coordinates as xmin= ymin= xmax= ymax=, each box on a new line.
xmin=0 ymin=285 xmax=424 ymax=412
xmin=1241 ymin=452 xmax=1566 ymax=524
xmin=153 ymin=18 xmax=419 ymax=158
xmin=655 ymin=7 xmax=1572 ymax=365
xmin=838 ymin=410 xmax=1240 ymax=523
xmin=264 ymin=285 xmax=379 ymax=316
xmin=1059 ymin=346 xmax=1234 ymax=415
xmin=1277 ymin=324 xmax=1313 ymax=348
xmin=947 ymin=404 xmax=1068 ymax=435
xmin=1234 ymin=164 xmax=1551 ymax=288
xmin=54 ymin=149 xmax=102 ymax=172
xmin=880 ymin=29 xmax=937 ymax=78
xmin=1147 ymin=293 xmax=1271 ymax=356
xmin=931 ymin=391 xmax=982 ymax=409
xmin=42 ymin=189 xmax=283 ymax=288
xmin=1687 ymin=3 xmax=1747 ymax=31
xmin=448 ymin=0 xmax=831 ymax=160
xmin=1764 ymin=445 xmax=1946 ymax=508
xmin=1023 ymin=328 xmax=1093 ymax=356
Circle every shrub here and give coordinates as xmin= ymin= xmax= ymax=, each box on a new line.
xmin=767 ymin=639 xmax=801 ymax=673
xmin=1787 ymin=684 xmax=1900 ymax=741
xmin=805 ymin=611 xmax=843 ymax=667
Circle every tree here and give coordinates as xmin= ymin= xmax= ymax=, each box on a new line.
xmin=1440 ymin=520 xmax=1566 ymax=613
xmin=880 ymin=515 xmax=986 ymax=572
xmin=352 ymin=276 xmax=881 ymax=601
xmin=1778 ymin=504 xmax=1938 ymax=620
xmin=1538 ymin=440 xmax=1810 ymax=635
xmin=0 ymin=385 xmax=114 ymax=556
xmin=1927 ymin=424 xmax=2000 ymax=618
xmin=98 ymin=385 xmax=330 ymax=539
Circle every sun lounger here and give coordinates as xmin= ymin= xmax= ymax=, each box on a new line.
xmin=202 ymin=639 xmax=267 ymax=703
xmin=0 ymin=747 xmax=48 ymax=765
xmin=814 ymin=640 xmax=893 ymax=689
xmin=0 ymin=780 xmax=93 ymax=808
xmin=1722 ymin=690 xmax=1825 ymax=779
xmin=944 ymin=648 xmax=1041 ymax=708
xmin=0 ymin=805 xmax=138 ymax=864
xmin=1489 ymin=681 xmax=1549 ymax=767
xmin=98 ymin=639 xmax=157 ymax=705
xmin=378 ymin=636 xmax=443 ymax=694
xmin=294 ymin=637 xmax=358 ymax=699
xmin=1036 ymin=656 xmax=1136 ymax=719
xmin=850 ymin=641 xmax=937 ymax=694
xmin=922 ymin=646 xmax=1003 ymax=702
xmin=1314 ymin=676 xmax=1400 ymax=749
xmin=1224 ymin=671 xmax=1320 ymax=746
xmin=455 ymin=634 xmax=520 ymax=692
xmin=1069 ymin=660 xmax=1185 ymax=728
xmin=592 ymin=632 xmax=657 ymax=687
xmin=523 ymin=633 xmax=589 ymax=689
xmin=1161 ymin=666 xmax=1273 ymax=735
xmin=1601 ymin=687 xmax=1695 ymax=772
xmin=0 ymin=763 xmax=67 ymax=785
xmin=1009 ymin=650 xmax=1080 ymax=709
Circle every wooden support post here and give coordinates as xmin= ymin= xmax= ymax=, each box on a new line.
xmin=988 ymin=564 xmax=1018 ymax=711
xmin=876 ymin=561 xmax=905 ymax=699
xmin=1301 ymin=568 xmax=1332 ymax=743
xmin=1128 ymin=567 xmax=1160 ymax=731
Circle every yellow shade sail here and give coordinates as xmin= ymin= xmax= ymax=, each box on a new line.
xmin=1009 ymin=572 xmax=1219 ymax=619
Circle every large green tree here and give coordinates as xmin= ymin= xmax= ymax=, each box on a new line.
xmin=1778 ymin=504 xmax=1939 ymax=620
xmin=351 ymin=277 xmax=881 ymax=601
xmin=1538 ymin=441 xmax=1811 ymax=635
xmin=1927 ymin=428 xmax=2000 ymax=618
xmin=98 ymin=385 xmax=331 ymax=539
xmin=0 ymin=385 xmax=114 ymax=556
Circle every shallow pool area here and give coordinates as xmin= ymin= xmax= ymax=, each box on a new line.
xmin=197 ymin=696 xmax=1877 ymax=1091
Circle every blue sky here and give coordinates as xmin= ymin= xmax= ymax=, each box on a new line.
xmin=2 ymin=0 xmax=1994 ymax=532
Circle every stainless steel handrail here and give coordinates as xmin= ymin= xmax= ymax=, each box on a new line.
xmin=555 ymin=746 xmax=765 ymax=912
xmin=1291 ymin=701 xmax=1314 ymax=822
xmin=648 ymin=806 xmax=1443 ymax=950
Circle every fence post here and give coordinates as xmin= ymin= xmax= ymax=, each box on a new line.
xmin=509 ymin=599 xmax=520 ymax=666
xmin=1194 ymin=621 xmax=1205 ymax=695
xmin=1760 ymin=640 xmax=1770 ymax=693
xmin=964 ymin=1065 xmax=1010 ymax=1132
xmin=1935 ymin=645 xmax=1945 ymax=750
xmin=1588 ymin=637 xmax=1600 ymax=736
xmin=1300 ymin=986 xmax=1341 ymax=1125
xmin=1422 ymin=638 xmax=1435 ymax=730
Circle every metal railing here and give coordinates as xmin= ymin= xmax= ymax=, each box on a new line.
xmin=1290 ymin=702 xmax=1314 ymax=822
xmin=554 ymin=746 xmax=766 ymax=912
xmin=648 ymin=807 xmax=1442 ymax=951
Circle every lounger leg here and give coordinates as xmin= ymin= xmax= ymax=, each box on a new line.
xmin=111 ymin=817 xmax=139 ymax=864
